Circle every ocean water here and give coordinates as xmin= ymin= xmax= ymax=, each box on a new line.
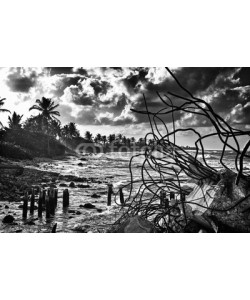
xmin=38 ymin=149 xmax=250 ymax=192
xmin=2 ymin=149 xmax=250 ymax=233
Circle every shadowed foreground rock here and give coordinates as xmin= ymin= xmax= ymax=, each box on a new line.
xmin=203 ymin=169 xmax=250 ymax=232
xmin=185 ymin=169 xmax=250 ymax=232
xmin=114 ymin=216 xmax=157 ymax=233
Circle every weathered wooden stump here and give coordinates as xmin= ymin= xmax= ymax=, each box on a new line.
xmin=107 ymin=184 xmax=113 ymax=206
xmin=22 ymin=193 xmax=28 ymax=219
xmin=38 ymin=189 xmax=43 ymax=217
xmin=63 ymin=189 xmax=69 ymax=207
xmin=30 ymin=188 xmax=35 ymax=214
xmin=160 ymin=190 xmax=166 ymax=207
xmin=45 ymin=192 xmax=50 ymax=219
xmin=51 ymin=223 xmax=57 ymax=233
xmin=119 ymin=188 xmax=125 ymax=206
xmin=54 ymin=189 xmax=58 ymax=207
xmin=49 ymin=188 xmax=55 ymax=215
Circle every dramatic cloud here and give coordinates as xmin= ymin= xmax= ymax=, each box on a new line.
xmin=5 ymin=67 xmax=41 ymax=93
xmin=1 ymin=67 xmax=250 ymax=141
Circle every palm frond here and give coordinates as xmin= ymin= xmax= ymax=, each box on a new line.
xmin=29 ymin=105 xmax=43 ymax=111
xmin=48 ymin=104 xmax=59 ymax=111
xmin=50 ymin=111 xmax=60 ymax=116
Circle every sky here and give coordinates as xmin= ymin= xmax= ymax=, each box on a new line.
xmin=0 ymin=67 xmax=250 ymax=149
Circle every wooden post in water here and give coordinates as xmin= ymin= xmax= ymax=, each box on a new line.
xmin=49 ymin=187 xmax=55 ymax=215
xmin=54 ymin=189 xmax=58 ymax=207
xmin=119 ymin=188 xmax=125 ymax=206
xmin=180 ymin=193 xmax=188 ymax=225
xmin=107 ymin=184 xmax=112 ymax=206
xmin=30 ymin=188 xmax=35 ymax=214
xmin=45 ymin=192 xmax=50 ymax=219
xmin=22 ymin=192 xmax=28 ymax=219
xmin=38 ymin=189 xmax=43 ymax=218
xmin=63 ymin=189 xmax=69 ymax=207
xmin=51 ymin=223 xmax=57 ymax=233
xmin=160 ymin=190 xmax=166 ymax=207
xmin=42 ymin=189 xmax=46 ymax=205
xmin=170 ymin=191 xmax=175 ymax=206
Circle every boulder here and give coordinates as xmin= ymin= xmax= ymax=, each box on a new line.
xmin=91 ymin=193 xmax=101 ymax=198
xmin=78 ymin=163 xmax=84 ymax=167
xmin=78 ymin=184 xmax=90 ymax=188
xmin=69 ymin=182 xmax=76 ymax=188
xmin=2 ymin=215 xmax=15 ymax=224
xmin=80 ymin=203 xmax=96 ymax=209
xmin=115 ymin=216 xmax=156 ymax=233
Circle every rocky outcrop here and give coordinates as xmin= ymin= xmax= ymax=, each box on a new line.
xmin=114 ymin=216 xmax=157 ymax=233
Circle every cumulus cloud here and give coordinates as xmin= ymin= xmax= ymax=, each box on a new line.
xmin=5 ymin=67 xmax=41 ymax=93
xmin=2 ymin=67 xmax=250 ymax=139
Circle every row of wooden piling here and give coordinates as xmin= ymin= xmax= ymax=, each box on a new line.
xmin=107 ymin=184 xmax=125 ymax=207
xmin=22 ymin=188 xmax=70 ymax=219
xmin=22 ymin=184 xmax=125 ymax=220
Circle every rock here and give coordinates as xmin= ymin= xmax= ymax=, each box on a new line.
xmin=72 ymin=224 xmax=90 ymax=232
xmin=81 ymin=203 xmax=96 ymax=209
xmin=25 ymin=221 xmax=36 ymax=225
xmin=68 ymin=210 xmax=76 ymax=213
xmin=78 ymin=163 xmax=84 ymax=166
xmin=96 ymin=208 xmax=103 ymax=213
xmin=74 ymin=177 xmax=86 ymax=182
xmin=78 ymin=184 xmax=90 ymax=188
xmin=69 ymin=182 xmax=76 ymax=188
xmin=15 ymin=229 xmax=23 ymax=233
xmin=115 ymin=216 xmax=156 ymax=233
xmin=5 ymin=205 xmax=9 ymax=209
xmin=49 ymin=184 xmax=57 ymax=188
xmin=2 ymin=215 xmax=15 ymax=224
xmin=91 ymin=193 xmax=101 ymax=198
xmin=59 ymin=183 xmax=68 ymax=187
xmin=80 ymin=158 xmax=87 ymax=161
xmin=76 ymin=211 xmax=81 ymax=215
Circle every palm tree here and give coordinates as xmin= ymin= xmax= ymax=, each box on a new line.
xmin=68 ymin=122 xmax=80 ymax=138
xmin=29 ymin=97 xmax=60 ymax=128
xmin=85 ymin=131 xmax=93 ymax=142
xmin=8 ymin=112 xmax=23 ymax=130
xmin=29 ymin=97 xmax=60 ymax=155
xmin=122 ymin=136 xmax=127 ymax=145
xmin=108 ymin=134 xmax=116 ymax=144
xmin=0 ymin=97 xmax=10 ymax=128
xmin=95 ymin=133 xmax=102 ymax=144
xmin=102 ymin=135 xmax=107 ymax=145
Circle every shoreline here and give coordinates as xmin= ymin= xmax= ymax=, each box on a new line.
xmin=0 ymin=154 xmax=121 ymax=233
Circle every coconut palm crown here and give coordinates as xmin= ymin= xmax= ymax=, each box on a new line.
xmin=29 ymin=97 xmax=60 ymax=122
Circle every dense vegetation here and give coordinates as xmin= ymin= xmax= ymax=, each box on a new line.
xmin=0 ymin=96 xmax=149 ymax=160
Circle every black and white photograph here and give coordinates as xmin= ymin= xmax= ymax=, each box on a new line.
xmin=1 ymin=67 xmax=250 ymax=233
